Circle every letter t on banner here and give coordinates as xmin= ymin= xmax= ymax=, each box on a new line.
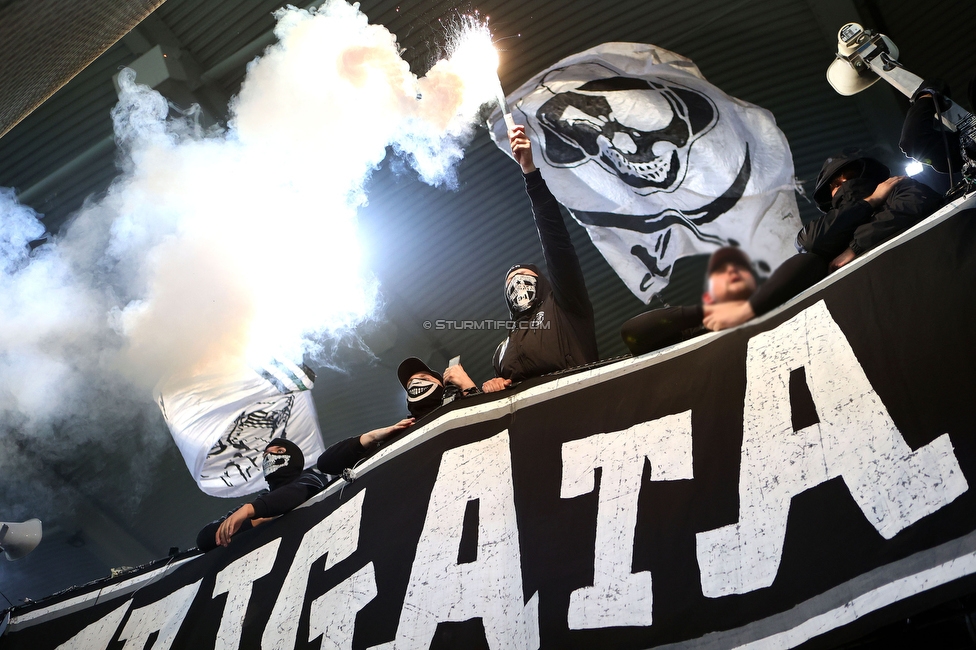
xmin=560 ymin=411 xmax=694 ymax=629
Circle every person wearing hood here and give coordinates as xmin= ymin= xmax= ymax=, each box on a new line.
xmin=196 ymin=438 xmax=330 ymax=551
xmin=701 ymin=149 xmax=942 ymax=331
xmin=316 ymin=357 xmax=480 ymax=475
xmin=795 ymin=150 xmax=942 ymax=270
xmin=482 ymin=126 xmax=598 ymax=393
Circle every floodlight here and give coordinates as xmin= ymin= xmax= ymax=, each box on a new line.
xmin=827 ymin=22 xmax=976 ymax=186
xmin=0 ymin=519 xmax=42 ymax=560
xmin=827 ymin=22 xmax=971 ymax=129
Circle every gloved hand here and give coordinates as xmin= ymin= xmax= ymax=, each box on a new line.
xmin=911 ymin=79 xmax=951 ymax=111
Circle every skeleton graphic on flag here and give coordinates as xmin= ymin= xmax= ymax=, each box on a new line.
xmin=489 ymin=42 xmax=801 ymax=302
xmin=155 ymin=358 xmax=325 ymax=497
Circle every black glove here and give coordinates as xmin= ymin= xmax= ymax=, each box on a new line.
xmin=911 ymin=79 xmax=951 ymax=111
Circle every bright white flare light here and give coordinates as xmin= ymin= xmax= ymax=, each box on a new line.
xmin=105 ymin=1 xmax=504 ymax=378
xmin=435 ymin=16 xmax=514 ymax=129
xmin=905 ymin=160 xmax=924 ymax=176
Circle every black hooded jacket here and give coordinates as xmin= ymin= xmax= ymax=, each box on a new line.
xmin=797 ymin=152 xmax=942 ymax=258
xmin=494 ymin=171 xmax=598 ymax=382
xmin=196 ymin=439 xmax=329 ymax=551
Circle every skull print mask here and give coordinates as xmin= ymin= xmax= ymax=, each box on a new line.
xmin=506 ymin=273 xmax=539 ymax=314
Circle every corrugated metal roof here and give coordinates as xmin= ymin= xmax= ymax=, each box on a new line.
xmin=0 ymin=0 xmax=164 ymax=138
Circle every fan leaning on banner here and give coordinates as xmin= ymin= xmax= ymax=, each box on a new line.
xmin=481 ymin=126 xmax=599 ymax=393
xmin=196 ymin=438 xmax=330 ymax=551
xmin=622 ymin=149 xmax=943 ymax=353
xmin=317 ymin=357 xmax=482 ymax=474
xmin=620 ymin=247 xmax=825 ymax=355
xmin=197 ymin=358 xmax=483 ymax=548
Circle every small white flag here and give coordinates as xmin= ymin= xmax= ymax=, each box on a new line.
xmin=155 ymin=359 xmax=324 ymax=497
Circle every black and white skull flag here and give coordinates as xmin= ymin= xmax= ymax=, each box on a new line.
xmin=154 ymin=358 xmax=325 ymax=497
xmin=489 ymin=42 xmax=801 ymax=302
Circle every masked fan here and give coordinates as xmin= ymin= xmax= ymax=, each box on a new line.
xmin=483 ymin=126 xmax=599 ymax=393
xmin=316 ymin=357 xmax=481 ymax=475
xmin=196 ymin=438 xmax=329 ymax=551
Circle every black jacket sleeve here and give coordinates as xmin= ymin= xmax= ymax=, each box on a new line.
xmin=900 ymin=97 xmax=963 ymax=175
xmin=524 ymin=170 xmax=593 ymax=319
xmin=196 ymin=513 xmax=254 ymax=552
xmin=251 ymin=472 xmax=327 ymax=519
xmin=795 ymin=179 xmax=876 ymax=258
xmin=849 ymin=179 xmax=942 ymax=254
xmin=317 ymin=436 xmax=372 ymax=475
xmin=748 ymin=254 xmax=828 ymax=317
xmin=620 ymin=305 xmax=705 ymax=356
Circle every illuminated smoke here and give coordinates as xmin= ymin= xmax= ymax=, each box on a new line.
xmin=112 ymin=1 xmax=502 ymax=377
xmin=0 ymin=2 xmax=502 ymax=520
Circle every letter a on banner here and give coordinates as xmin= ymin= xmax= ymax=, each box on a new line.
xmin=376 ymin=430 xmax=539 ymax=650
xmin=55 ymin=602 xmax=130 ymax=650
xmin=117 ymin=580 xmax=202 ymax=650
xmin=560 ymin=411 xmax=694 ymax=628
xmin=697 ymin=301 xmax=968 ymax=597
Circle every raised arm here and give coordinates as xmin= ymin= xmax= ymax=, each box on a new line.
xmin=899 ymin=92 xmax=963 ymax=175
xmin=510 ymin=126 xmax=593 ymax=318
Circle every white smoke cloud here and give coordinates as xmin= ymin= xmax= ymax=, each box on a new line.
xmin=108 ymin=1 xmax=500 ymax=378
xmin=0 ymin=1 xmax=502 ymax=518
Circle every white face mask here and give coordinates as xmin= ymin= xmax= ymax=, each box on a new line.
xmin=406 ymin=377 xmax=440 ymax=402
xmin=263 ymin=452 xmax=291 ymax=477
xmin=506 ymin=273 xmax=538 ymax=314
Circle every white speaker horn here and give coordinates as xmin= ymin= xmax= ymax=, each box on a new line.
xmin=0 ymin=519 xmax=43 ymax=560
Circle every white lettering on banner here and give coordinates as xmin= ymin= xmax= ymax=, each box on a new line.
xmin=697 ymin=300 xmax=968 ymax=597
xmin=263 ymin=490 xmax=371 ymax=650
xmin=560 ymin=411 xmax=694 ymax=629
xmin=308 ymin=562 xmax=378 ymax=650
xmin=212 ymin=538 xmax=281 ymax=650
xmin=117 ymin=580 xmax=202 ymax=650
xmin=374 ymin=430 xmax=539 ymax=650
xmin=54 ymin=602 xmax=130 ymax=650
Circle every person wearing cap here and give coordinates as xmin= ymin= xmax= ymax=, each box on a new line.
xmin=482 ymin=126 xmax=598 ymax=393
xmin=698 ymin=149 xmax=942 ymax=332
xmin=196 ymin=438 xmax=330 ymax=551
xmin=315 ymin=357 xmax=480 ymax=474
xmin=620 ymin=247 xmax=827 ymax=355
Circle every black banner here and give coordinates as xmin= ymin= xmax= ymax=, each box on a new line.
xmin=5 ymin=202 xmax=976 ymax=649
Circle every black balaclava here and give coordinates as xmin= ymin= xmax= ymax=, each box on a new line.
xmin=504 ymin=264 xmax=549 ymax=318
xmin=263 ymin=438 xmax=304 ymax=490
xmin=405 ymin=376 xmax=444 ymax=419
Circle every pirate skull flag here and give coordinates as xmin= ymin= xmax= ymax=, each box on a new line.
xmin=489 ymin=42 xmax=801 ymax=301
xmin=154 ymin=358 xmax=325 ymax=497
